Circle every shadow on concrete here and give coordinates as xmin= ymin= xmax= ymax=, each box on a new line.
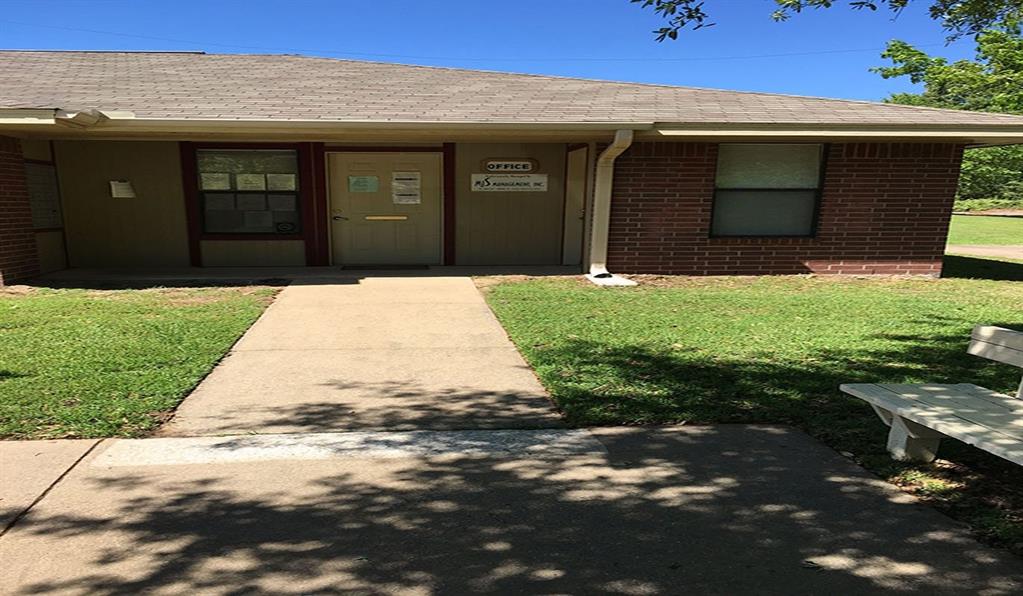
xmin=159 ymin=380 xmax=565 ymax=436
xmin=6 ymin=426 xmax=1022 ymax=594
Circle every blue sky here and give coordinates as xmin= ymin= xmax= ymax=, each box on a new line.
xmin=0 ymin=0 xmax=975 ymax=101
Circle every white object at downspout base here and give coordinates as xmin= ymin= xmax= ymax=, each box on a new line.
xmin=585 ymin=272 xmax=637 ymax=287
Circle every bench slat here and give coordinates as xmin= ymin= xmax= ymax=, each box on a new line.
xmin=969 ymin=325 xmax=1023 ymax=368
xmin=841 ymin=383 xmax=1023 ymax=465
xmin=950 ymin=383 xmax=1023 ymax=412
xmin=878 ymin=384 xmax=1023 ymax=440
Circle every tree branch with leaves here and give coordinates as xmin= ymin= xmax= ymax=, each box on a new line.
xmin=633 ymin=0 xmax=1022 ymax=41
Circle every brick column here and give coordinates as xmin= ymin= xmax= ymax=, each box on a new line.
xmin=0 ymin=136 xmax=40 ymax=285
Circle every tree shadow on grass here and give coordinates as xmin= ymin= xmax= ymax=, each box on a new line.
xmin=942 ymin=255 xmax=1023 ymax=281
xmin=5 ymin=426 xmax=1022 ymax=594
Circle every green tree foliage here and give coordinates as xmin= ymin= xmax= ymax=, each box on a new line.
xmin=874 ymin=30 xmax=1023 ymax=200
xmin=633 ymin=0 xmax=1022 ymax=41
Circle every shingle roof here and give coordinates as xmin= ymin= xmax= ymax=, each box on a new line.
xmin=1 ymin=50 xmax=1022 ymax=127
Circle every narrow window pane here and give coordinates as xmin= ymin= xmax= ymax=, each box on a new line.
xmin=716 ymin=144 xmax=821 ymax=189
xmin=712 ymin=190 xmax=817 ymax=236
xmin=24 ymin=163 xmax=63 ymax=229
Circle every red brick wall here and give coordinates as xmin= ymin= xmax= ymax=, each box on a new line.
xmin=607 ymin=142 xmax=964 ymax=276
xmin=0 ymin=136 xmax=40 ymax=285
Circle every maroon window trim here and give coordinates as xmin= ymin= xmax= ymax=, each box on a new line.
xmin=179 ymin=141 xmax=320 ymax=266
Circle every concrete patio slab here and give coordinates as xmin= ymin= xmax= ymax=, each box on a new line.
xmin=1 ymin=426 xmax=1019 ymax=594
xmin=161 ymin=275 xmax=562 ymax=436
xmin=0 ymin=439 xmax=99 ymax=531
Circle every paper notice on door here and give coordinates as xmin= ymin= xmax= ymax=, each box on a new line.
xmin=348 ymin=175 xmax=379 ymax=193
xmin=392 ymin=171 xmax=421 ymax=204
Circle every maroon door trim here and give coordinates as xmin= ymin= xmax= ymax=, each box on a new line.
xmin=442 ymin=143 xmax=456 ymax=265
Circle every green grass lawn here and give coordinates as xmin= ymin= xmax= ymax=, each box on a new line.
xmin=0 ymin=286 xmax=275 ymax=439
xmin=484 ymin=271 xmax=1023 ymax=551
xmin=947 ymin=215 xmax=1023 ymax=245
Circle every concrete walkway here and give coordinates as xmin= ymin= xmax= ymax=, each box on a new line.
xmin=947 ymin=244 xmax=1023 ymax=260
xmin=161 ymin=275 xmax=563 ymax=435
xmin=2 ymin=426 xmax=1020 ymax=594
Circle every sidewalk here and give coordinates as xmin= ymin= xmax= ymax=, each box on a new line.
xmin=947 ymin=244 xmax=1023 ymax=260
xmin=160 ymin=275 xmax=563 ymax=436
xmin=3 ymin=426 xmax=1021 ymax=594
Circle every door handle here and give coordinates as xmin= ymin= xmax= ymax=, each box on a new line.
xmin=332 ymin=215 xmax=349 ymax=221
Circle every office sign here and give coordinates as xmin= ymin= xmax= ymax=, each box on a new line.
xmin=482 ymin=159 xmax=538 ymax=173
xmin=471 ymin=173 xmax=548 ymax=192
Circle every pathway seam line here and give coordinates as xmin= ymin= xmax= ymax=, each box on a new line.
xmin=0 ymin=439 xmax=104 ymax=538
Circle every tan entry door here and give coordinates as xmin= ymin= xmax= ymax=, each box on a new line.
xmin=328 ymin=152 xmax=442 ymax=265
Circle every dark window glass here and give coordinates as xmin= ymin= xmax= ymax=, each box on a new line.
xmin=196 ymin=150 xmax=300 ymax=234
xmin=712 ymin=144 xmax=823 ymax=237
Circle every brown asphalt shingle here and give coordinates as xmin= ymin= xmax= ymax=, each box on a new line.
xmin=1 ymin=50 xmax=1021 ymax=126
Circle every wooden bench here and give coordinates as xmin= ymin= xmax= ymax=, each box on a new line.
xmin=840 ymin=325 xmax=1023 ymax=465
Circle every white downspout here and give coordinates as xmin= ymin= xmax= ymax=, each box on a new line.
xmin=586 ymin=129 xmax=636 ymax=286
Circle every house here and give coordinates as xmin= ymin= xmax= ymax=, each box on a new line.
xmin=2 ymin=50 xmax=1022 ymax=285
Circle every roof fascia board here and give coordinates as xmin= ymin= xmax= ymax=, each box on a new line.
xmin=0 ymin=108 xmax=57 ymax=125
xmin=653 ymin=127 xmax=1023 ymax=144
xmin=115 ymin=118 xmax=656 ymax=132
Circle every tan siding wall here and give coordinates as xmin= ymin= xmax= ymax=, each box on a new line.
xmin=455 ymin=143 xmax=566 ymax=265
xmin=55 ymin=141 xmax=190 ymax=267
xmin=201 ymin=240 xmax=305 ymax=266
xmin=34 ymin=230 xmax=66 ymax=273
xmin=20 ymin=139 xmax=52 ymax=162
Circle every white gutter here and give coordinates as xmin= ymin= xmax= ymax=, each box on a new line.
xmin=586 ymin=129 xmax=636 ymax=287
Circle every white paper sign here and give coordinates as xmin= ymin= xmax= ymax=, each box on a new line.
xmin=471 ymin=174 xmax=548 ymax=192
xmin=109 ymin=180 xmax=136 ymax=199
xmin=392 ymin=171 xmax=421 ymax=204
xmin=266 ymin=174 xmax=296 ymax=191
xmin=235 ymin=173 xmax=266 ymax=191
xmin=200 ymin=173 xmax=231 ymax=190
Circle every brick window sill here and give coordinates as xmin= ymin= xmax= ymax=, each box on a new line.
xmin=707 ymin=236 xmax=818 ymax=246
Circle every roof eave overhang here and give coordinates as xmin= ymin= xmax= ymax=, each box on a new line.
xmin=1 ymin=113 xmax=1021 ymax=145
xmin=652 ymin=123 xmax=1023 ymax=146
